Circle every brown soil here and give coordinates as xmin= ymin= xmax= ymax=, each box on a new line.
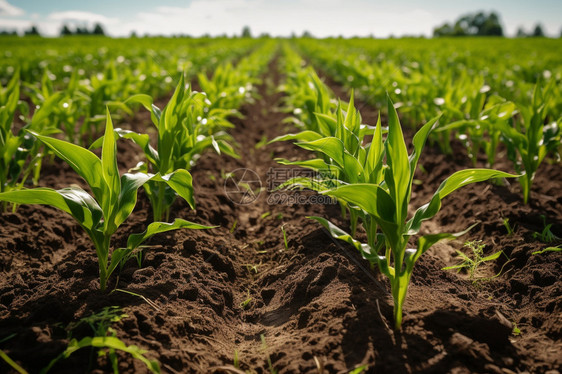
xmin=1 ymin=59 xmax=561 ymax=374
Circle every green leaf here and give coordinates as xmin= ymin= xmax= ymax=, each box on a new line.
xmin=275 ymin=158 xmax=331 ymax=171
xmin=42 ymin=336 xmax=160 ymax=374
xmin=30 ymin=92 xmax=64 ymax=129
xmin=323 ymin=183 xmax=394 ymax=221
xmin=153 ymin=169 xmax=195 ymax=209
xmin=90 ymin=129 xmax=159 ymax=166
xmin=481 ymin=250 xmax=503 ymax=262
xmin=0 ymin=187 xmax=102 ymax=231
xmin=297 ymin=137 xmax=345 ymax=167
xmin=407 ymin=169 xmax=518 ymax=235
xmin=101 ymin=108 xmax=120 ymax=234
xmin=268 ymin=131 xmax=323 ymax=144
xmin=28 ymin=131 xmax=105 ymax=202
xmin=385 ymin=95 xmax=410 ymax=223
xmin=114 ymin=173 xmax=153 ymax=228
xmin=0 ymin=349 xmax=28 ymax=374
xmin=127 ymin=218 xmax=214 ymax=250
xmin=436 ymin=169 xmax=518 ymax=200
xmin=124 ymin=94 xmax=161 ymax=125
xmin=364 ymin=114 xmax=384 ymax=182
xmin=532 ymin=246 xmax=562 ymax=255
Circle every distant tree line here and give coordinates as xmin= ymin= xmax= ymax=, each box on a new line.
xmin=60 ymin=23 xmax=106 ymax=36
xmin=433 ymin=11 xmax=558 ymax=38
xmin=433 ymin=11 xmax=504 ymax=37
xmin=516 ymin=24 xmax=546 ymax=37
xmin=0 ymin=23 xmax=106 ymax=37
xmin=0 ymin=24 xmax=41 ymax=36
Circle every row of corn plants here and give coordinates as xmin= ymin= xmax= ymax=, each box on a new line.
xmin=0 ymin=38 xmax=264 ymax=214
xmin=0 ymin=39 xmax=275 ymax=373
xmin=0 ymin=40 xmax=276 ymax=291
xmin=296 ymin=38 xmax=562 ymax=204
xmin=273 ymin=45 xmax=518 ymax=329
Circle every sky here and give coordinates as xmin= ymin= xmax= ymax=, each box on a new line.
xmin=0 ymin=0 xmax=561 ymax=38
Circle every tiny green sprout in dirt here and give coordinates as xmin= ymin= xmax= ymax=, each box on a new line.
xmin=532 ymin=245 xmax=562 ymax=255
xmin=260 ymin=211 xmax=271 ymax=220
xmin=532 ymin=215 xmax=561 ymax=243
xmin=502 ymin=217 xmax=516 ymax=236
xmin=512 ymin=322 xmax=521 ymax=336
xmin=0 ymin=109 xmax=213 ymax=291
xmin=239 ymin=290 xmax=253 ymax=309
xmin=42 ymin=306 xmax=160 ymax=374
xmin=0 ymin=349 xmax=27 ymax=374
xmin=233 ymin=349 xmax=240 ymax=369
xmin=442 ymin=240 xmax=503 ymax=282
xmin=260 ymin=334 xmax=278 ymax=374
xmin=230 ymin=219 xmax=238 ymax=233
xmin=348 ymin=366 xmax=369 ymax=374
xmin=281 ymin=224 xmax=289 ymax=250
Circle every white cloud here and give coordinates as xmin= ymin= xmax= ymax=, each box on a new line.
xmin=0 ymin=0 xmax=24 ymax=17
xmin=48 ymin=10 xmax=119 ymax=26
xmin=107 ymin=0 xmax=437 ymax=37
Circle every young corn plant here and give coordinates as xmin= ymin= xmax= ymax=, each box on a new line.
xmin=310 ymin=97 xmax=517 ymax=329
xmin=1 ymin=70 xmax=62 ymax=212
xmin=272 ymin=94 xmax=379 ymax=235
xmin=42 ymin=306 xmax=160 ymax=374
xmin=0 ymin=109 xmax=211 ymax=291
xmin=437 ymin=96 xmax=517 ymax=167
xmin=499 ymin=80 xmax=561 ymax=203
xmin=94 ymin=74 xmax=238 ymax=221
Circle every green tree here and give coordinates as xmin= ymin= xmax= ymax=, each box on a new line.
xmin=60 ymin=24 xmax=72 ymax=36
xmin=532 ymin=24 xmax=545 ymax=37
xmin=24 ymin=25 xmax=41 ymax=36
xmin=433 ymin=11 xmax=504 ymax=37
xmin=241 ymin=26 xmax=251 ymax=38
xmin=93 ymin=23 xmax=106 ymax=36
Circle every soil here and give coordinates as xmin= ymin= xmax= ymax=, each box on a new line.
xmin=1 ymin=58 xmax=561 ymax=374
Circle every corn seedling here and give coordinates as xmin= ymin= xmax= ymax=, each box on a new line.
xmin=310 ymin=97 xmax=517 ymax=329
xmin=0 ymin=109 xmax=212 ymax=291
xmin=499 ymin=81 xmax=561 ymax=203
xmin=0 ymin=70 xmax=62 ymax=212
xmin=93 ymin=74 xmax=238 ymax=221
xmin=272 ymin=93 xmax=381 ymax=236
xmin=532 ymin=215 xmax=561 ymax=243
xmin=281 ymin=224 xmax=289 ymax=250
xmin=260 ymin=334 xmax=277 ymax=374
xmin=502 ymin=218 xmax=516 ymax=236
xmin=42 ymin=306 xmax=159 ymax=374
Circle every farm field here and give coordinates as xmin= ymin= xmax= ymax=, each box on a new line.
xmin=0 ymin=36 xmax=561 ymax=373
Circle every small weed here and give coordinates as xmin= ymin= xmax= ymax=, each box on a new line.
xmin=533 ymin=215 xmax=560 ymax=243
xmin=443 ymin=240 xmax=503 ymax=282
xmin=502 ymin=217 xmax=516 ymax=236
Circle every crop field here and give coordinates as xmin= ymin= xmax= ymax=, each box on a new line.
xmin=0 ymin=35 xmax=561 ymax=373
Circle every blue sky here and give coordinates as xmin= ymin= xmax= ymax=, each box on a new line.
xmin=1 ymin=0 xmax=561 ymax=37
